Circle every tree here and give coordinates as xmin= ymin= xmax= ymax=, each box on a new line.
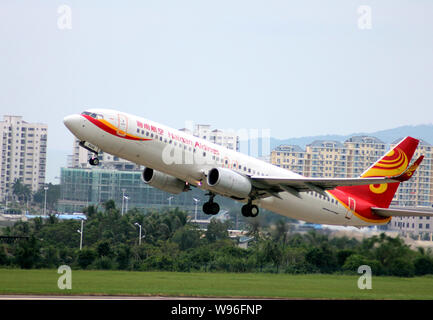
xmin=172 ymin=225 xmax=201 ymax=250
xmin=261 ymin=239 xmax=283 ymax=272
xmin=103 ymin=200 xmax=116 ymax=211
xmin=33 ymin=183 xmax=60 ymax=210
xmin=272 ymin=219 xmax=289 ymax=244
xmin=12 ymin=178 xmax=31 ymax=203
xmin=205 ymin=219 xmax=229 ymax=243
xmin=116 ymin=244 xmax=132 ymax=270
xmin=414 ymin=255 xmax=433 ymax=276
xmin=0 ymin=245 xmax=9 ymax=266
xmin=14 ymin=236 xmax=41 ymax=269
xmin=77 ymin=248 xmax=97 ymax=269
xmin=305 ymin=244 xmax=338 ymax=273
xmin=342 ymin=254 xmax=383 ymax=275
xmin=96 ymin=240 xmax=113 ymax=258
xmin=388 ymin=258 xmax=415 ymax=277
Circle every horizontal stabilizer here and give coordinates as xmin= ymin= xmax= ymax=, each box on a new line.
xmin=372 ymin=206 xmax=433 ymax=218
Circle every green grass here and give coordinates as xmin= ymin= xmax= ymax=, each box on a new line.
xmin=0 ymin=269 xmax=433 ymax=299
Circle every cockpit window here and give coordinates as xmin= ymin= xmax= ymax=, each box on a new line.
xmin=81 ymin=111 xmax=103 ymax=119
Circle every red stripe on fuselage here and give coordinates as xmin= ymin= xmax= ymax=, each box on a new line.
xmin=82 ymin=114 xmax=151 ymax=141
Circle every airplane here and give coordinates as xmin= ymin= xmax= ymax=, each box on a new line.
xmin=63 ymin=109 xmax=433 ymax=227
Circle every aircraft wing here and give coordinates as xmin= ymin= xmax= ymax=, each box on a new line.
xmin=250 ymin=176 xmax=402 ymax=198
xmin=372 ymin=207 xmax=433 ymax=218
xmin=250 ymin=156 xmax=424 ymax=199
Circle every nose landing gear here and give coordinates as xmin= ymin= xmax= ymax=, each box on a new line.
xmin=78 ymin=141 xmax=101 ymax=166
xmin=89 ymin=156 xmax=100 ymax=166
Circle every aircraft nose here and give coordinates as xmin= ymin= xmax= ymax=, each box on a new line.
xmin=63 ymin=114 xmax=83 ymax=134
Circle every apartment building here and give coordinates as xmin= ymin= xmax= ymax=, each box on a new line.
xmin=0 ymin=115 xmax=48 ymax=201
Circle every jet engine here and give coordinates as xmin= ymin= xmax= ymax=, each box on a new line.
xmin=207 ymin=167 xmax=252 ymax=199
xmin=142 ymin=167 xmax=188 ymax=194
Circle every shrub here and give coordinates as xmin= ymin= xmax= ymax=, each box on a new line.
xmin=414 ymin=256 xmax=433 ymax=276
xmin=388 ymin=258 xmax=415 ymax=277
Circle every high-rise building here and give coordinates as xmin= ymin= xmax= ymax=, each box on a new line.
xmin=0 ymin=115 xmax=48 ymax=201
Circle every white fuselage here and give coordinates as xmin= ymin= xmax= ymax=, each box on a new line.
xmin=64 ymin=109 xmax=382 ymax=227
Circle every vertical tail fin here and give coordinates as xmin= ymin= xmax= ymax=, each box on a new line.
xmin=338 ymin=136 xmax=419 ymax=208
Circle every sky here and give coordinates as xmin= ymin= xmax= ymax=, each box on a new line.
xmin=1 ymin=1 xmax=432 ymax=183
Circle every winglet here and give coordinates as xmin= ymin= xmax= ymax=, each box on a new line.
xmin=393 ymin=155 xmax=424 ymax=182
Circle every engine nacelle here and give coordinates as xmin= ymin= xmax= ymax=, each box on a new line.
xmin=142 ymin=167 xmax=188 ymax=194
xmin=207 ymin=167 xmax=252 ymax=199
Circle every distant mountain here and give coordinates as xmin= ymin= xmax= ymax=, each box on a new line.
xmin=270 ymin=124 xmax=433 ymax=150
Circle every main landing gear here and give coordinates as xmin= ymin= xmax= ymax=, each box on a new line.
xmin=202 ymin=193 xmax=220 ymax=215
xmin=202 ymin=193 xmax=260 ymax=218
xmin=241 ymin=200 xmax=259 ymax=218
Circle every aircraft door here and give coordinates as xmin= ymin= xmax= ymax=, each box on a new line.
xmin=117 ymin=114 xmax=128 ymax=137
xmin=345 ymin=197 xmax=356 ymax=219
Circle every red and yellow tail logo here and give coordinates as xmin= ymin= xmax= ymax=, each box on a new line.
xmin=361 ymin=147 xmax=409 ymax=196
xmin=361 ymin=147 xmax=408 ymax=179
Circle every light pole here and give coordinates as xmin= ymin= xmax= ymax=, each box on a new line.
xmin=167 ymin=196 xmax=173 ymax=207
xmin=124 ymin=195 xmax=129 ymax=213
xmin=134 ymin=222 xmax=142 ymax=245
xmin=43 ymin=186 xmax=48 ymax=216
xmin=121 ymin=188 xmax=126 ymax=215
xmin=193 ymin=198 xmax=200 ymax=221
xmin=77 ymin=219 xmax=84 ymax=250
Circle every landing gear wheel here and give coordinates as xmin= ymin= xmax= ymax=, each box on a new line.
xmin=203 ymin=201 xmax=220 ymax=215
xmin=241 ymin=204 xmax=259 ymax=218
xmin=89 ymin=157 xmax=99 ymax=166
xmin=250 ymin=204 xmax=259 ymax=217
